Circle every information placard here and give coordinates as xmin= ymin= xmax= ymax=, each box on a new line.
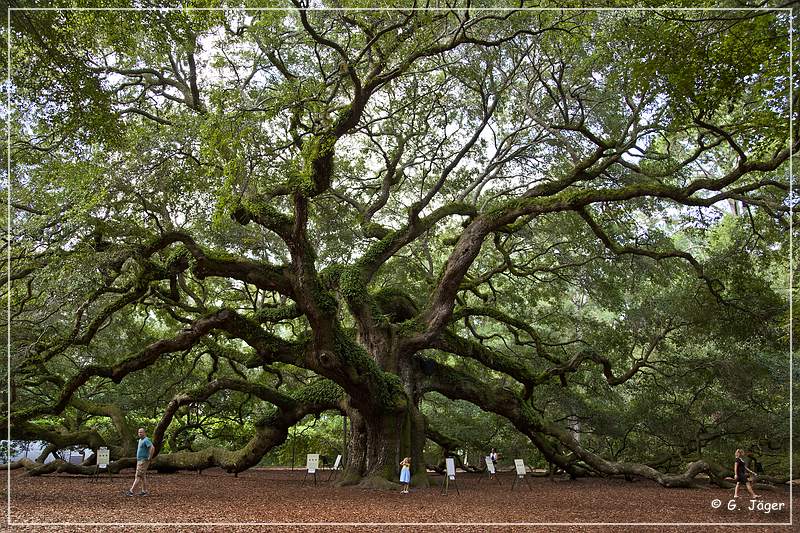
xmin=306 ymin=453 xmax=320 ymax=473
xmin=332 ymin=454 xmax=342 ymax=470
xmin=485 ymin=456 xmax=495 ymax=474
xmin=514 ymin=458 xmax=526 ymax=476
xmin=445 ymin=457 xmax=456 ymax=479
xmin=97 ymin=447 xmax=110 ymax=469
xmin=440 ymin=457 xmax=460 ymax=495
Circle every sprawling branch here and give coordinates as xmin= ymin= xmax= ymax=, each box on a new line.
xmin=150 ymin=378 xmax=344 ymax=473
xmin=143 ymin=231 xmax=295 ymax=297
xmin=11 ymin=309 xmax=248 ymax=424
xmin=69 ymin=397 xmax=137 ymax=456
xmin=10 ymin=421 xmax=114 ymax=459
xmin=419 ymin=357 xmax=725 ymax=488
xmin=409 ymin=141 xmax=794 ymax=348
xmin=430 ymin=331 xmax=543 ymax=389
xmin=576 ymin=207 xmax=726 ymax=302
xmin=336 ymin=202 xmax=477 ymax=335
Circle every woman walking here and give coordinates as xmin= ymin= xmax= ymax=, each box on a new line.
xmin=733 ymin=448 xmax=761 ymax=499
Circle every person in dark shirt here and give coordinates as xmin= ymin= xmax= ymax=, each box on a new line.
xmin=733 ymin=448 xmax=760 ymax=499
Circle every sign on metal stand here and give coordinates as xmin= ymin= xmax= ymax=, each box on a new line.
xmin=479 ymin=455 xmax=501 ymax=485
xmin=327 ymin=454 xmax=343 ymax=482
xmin=440 ymin=457 xmax=460 ymax=495
xmin=511 ymin=458 xmax=532 ymax=491
xmin=301 ymin=453 xmax=319 ymax=486
xmin=90 ymin=447 xmax=112 ymax=483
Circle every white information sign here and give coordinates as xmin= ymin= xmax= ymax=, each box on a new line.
xmin=97 ymin=447 xmax=110 ymax=469
xmin=446 ymin=457 xmax=456 ymax=479
xmin=332 ymin=454 xmax=342 ymax=470
xmin=306 ymin=453 xmax=320 ymax=473
xmin=514 ymin=458 xmax=526 ymax=476
xmin=485 ymin=456 xmax=496 ymax=474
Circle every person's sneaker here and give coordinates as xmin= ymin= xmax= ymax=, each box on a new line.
xmin=124 ymin=490 xmax=134 ymax=496
xmin=138 ymin=491 xmax=148 ymax=496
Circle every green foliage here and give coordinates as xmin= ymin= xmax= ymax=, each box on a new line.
xmin=290 ymin=380 xmax=344 ymax=407
xmin=7 ymin=5 xmax=790 ymax=480
xmin=262 ymin=412 xmax=346 ymax=467
xmin=422 ymin=394 xmax=541 ymax=468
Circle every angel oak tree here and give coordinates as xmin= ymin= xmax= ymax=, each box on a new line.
xmin=6 ymin=3 xmax=793 ymax=489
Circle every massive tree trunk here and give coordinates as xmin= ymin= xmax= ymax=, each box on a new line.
xmin=341 ymin=408 xmax=429 ymax=489
xmin=341 ymin=407 xmax=402 ymax=488
xmin=340 ymin=386 xmax=429 ymax=489
xmin=337 ymin=328 xmax=429 ymax=488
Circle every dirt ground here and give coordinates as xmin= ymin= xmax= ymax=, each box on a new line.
xmin=3 ymin=467 xmax=796 ymax=532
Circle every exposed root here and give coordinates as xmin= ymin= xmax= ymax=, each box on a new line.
xmin=334 ymin=472 xmax=362 ymax=487
xmin=411 ymin=474 xmax=430 ymax=488
xmin=356 ymin=474 xmax=400 ymax=490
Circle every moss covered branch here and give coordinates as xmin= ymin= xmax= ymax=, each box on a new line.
xmin=418 ymin=356 xmax=728 ymax=488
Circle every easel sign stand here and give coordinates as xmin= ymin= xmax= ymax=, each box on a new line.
xmin=90 ymin=447 xmax=112 ymax=483
xmin=327 ymin=454 xmax=342 ymax=482
xmin=440 ymin=457 xmax=460 ymax=495
xmin=301 ymin=453 xmax=319 ymax=486
xmin=479 ymin=455 xmax=501 ymax=485
xmin=511 ymin=458 xmax=532 ymax=491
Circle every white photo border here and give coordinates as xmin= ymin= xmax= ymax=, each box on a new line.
xmin=5 ymin=4 xmax=794 ymax=528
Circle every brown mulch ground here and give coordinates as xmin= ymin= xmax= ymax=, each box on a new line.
xmin=2 ymin=467 xmax=796 ymax=532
